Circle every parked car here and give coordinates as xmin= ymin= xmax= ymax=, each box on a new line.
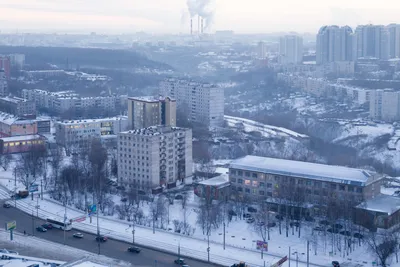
xmin=42 ymin=223 xmax=53 ymax=230
xmin=246 ymin=218 xmax=255 ymax=223
xmin=175 ymin=195 xmax=183 ymax=200
xmin=73 ymin=232 xmax=84 ymax=238
xmin=36 ymin=226 xmax=47 ymax=232
xmin=174 ymin=258 xmax=186 ymax=265
xmin=127 ymin=246 xmax=141 ymax=253
xmin=248 ymin=207 xmax=257 ymax=213
xmin=95 ymin=235 xmax=108 ymax=242
xmin=332 ymin=261 xmax=340 ymax=267
xmin=243 ymin=213 xmax=252 ymax=219
xmin=2 ymin=203 xmax=11 ymax=208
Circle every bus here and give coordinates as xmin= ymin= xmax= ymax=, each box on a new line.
xmin=46 ymin=218 xmax=72 ymax=231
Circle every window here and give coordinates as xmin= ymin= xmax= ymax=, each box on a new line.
xmin=244 ymin=180 xmax=251 ymax=186
xmin=238 ymin=179 xmax=243 ymax=184
xmin=259 ymin=190 xmax=265 ymax=195
xmin=306 ymin=180 xmax=311 ymax=186
xmin=339 ymin=185 xmax=345 ymax=191
xmin=231 ymin=178 xmax=237 ymax=183
xmin=356 ymin=187 xmax=362 ymax=193
xmin=245 ymin=188 xmax=250 ymax=193
xmin=267 ymin=183 xmax=272 ymax=188
xmin=252 ymin=189 xmax=257 ymax=194
xmin=267 ymin=192 xmax=272 ymax=197
xmin=252 ymin=173 xmax=257 ymax=178
xmin=314 ymin=190 xmax=319 ymax=195
xmin=238 ymin=171 xmax=243 ymax=176
xmin=260 ymin=182 xmax=265 ymax=187
xmin=238 ymin=187 xmax=243 ymax=192
xmin=330 ymin=184 xmax=336 ymax=190
xmin=230 ymin=170 xmax=236 ymax=175
xmin=298 ymin=179 xmax=303 ymax=185
xmin=347 ymin=186 xmax=353 ymax=192
xmin=306 ymin=189 xmax=312 ymax=194
xmin=252 ymin=181 xmax=258 ymax=187
xmin=245 ymin=172 xmax=250 ymax=177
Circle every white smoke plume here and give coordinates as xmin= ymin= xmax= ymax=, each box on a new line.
xmin=186 ymin=0 xmax=215 ymax=30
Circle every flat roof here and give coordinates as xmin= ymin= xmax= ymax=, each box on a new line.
xmin=198 ymin=174 xmax=230 ymax=187
xmin=230 ymin=155 xmax=378 ymax=186
xmin=120 ymin=126 xmax=189 ymax=136
xmin=357 ymin=194 xmax=400 ymax=215
xmin=128 ymin=96 xmax=175 ymax=103
xmin=57 ymin=116 xmax=127 ymax=125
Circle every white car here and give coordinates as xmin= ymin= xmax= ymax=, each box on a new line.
xmin=73 ymin=232 xmax=84 ymax=238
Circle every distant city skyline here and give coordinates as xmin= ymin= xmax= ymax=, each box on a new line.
xmin=1 ymin=0 xmax=400 ymax=34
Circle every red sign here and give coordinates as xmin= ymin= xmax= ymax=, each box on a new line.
xmin=72 ymin=216 xmax=86 ymax=222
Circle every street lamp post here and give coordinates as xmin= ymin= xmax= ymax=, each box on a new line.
xmin=132 ymin=224 xmax=135 ymax=245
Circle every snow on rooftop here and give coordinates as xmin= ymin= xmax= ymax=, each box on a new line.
xmin=1 ymin=134 xmax=43 ymax=142
xmin=128 ymin=95 xmax=175 ymax=102
xmin=357 ymin=194 xmax=400 ymax=215
xmin=230 ymin=155 xmax=375 ymax=185
xmin=57 ymin=116 xmax=127 ymax=125
xmin=198 ymin=174 xmax=229 ymax=186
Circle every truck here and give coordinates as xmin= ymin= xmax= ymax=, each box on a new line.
xmin=16 ymin=190 xmax=29 ymax=199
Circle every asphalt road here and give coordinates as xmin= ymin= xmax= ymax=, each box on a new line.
xmin=0 ymin=202 xmax=217 ymax=267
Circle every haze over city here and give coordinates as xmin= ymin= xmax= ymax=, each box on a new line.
xmin=1 ymin=0 xmax=400 ymax=33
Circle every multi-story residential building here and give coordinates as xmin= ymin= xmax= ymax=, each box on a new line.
xmin=127 ymin=96 xmax=176 ymax=129
xmin=315 ymin=61 xmax=355 ymax=77
xmin=117 ymin=126 xmax=193 ymax=190
xmin=54 ymin=116 xmax=128 ymax=148
xmin=0 ymin=56 xmax=11 ymax=79
xmin=387 ymin=24 xmax=400 ymax=59
xmin=316 ymin=25 xmax=353 ymax=64
xmin=354 ymin=24 xmax=390 ymax=60
xmin=369 ymin=89 xmax=400 ymax=122
xmin=160 ymin=78 xmax=224 ymax=128
xmin=257 ymin=41 xmax=267 ymax=59
xmin=0 ymin=96 xmax=36 ymax=118
xmin=229 ymin=155 xmax=384 ymax=205
xmin=9 ymin=54 xmax=25 ymax=69
xmin=279 ymin=35 xmax=303 ymax=65
xmin=0 ymin=70 xmax=7 ymax=96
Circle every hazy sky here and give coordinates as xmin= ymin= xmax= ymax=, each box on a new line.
xmin=1 ymin=0 xmax=400 ymax=34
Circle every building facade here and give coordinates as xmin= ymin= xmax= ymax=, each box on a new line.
xmin=316 ymin=25 xmax=353 ymax=64
xmin=160 ymin=78 xmax=224 ymax=128
xmin=369 ymin=89 xmax=400 ymax=122
xmin=0 ymin=134 xmax=46 ymax=154
xmin=117 ymin=126 xmax=193 ymax=190
xmin=0 ymin=70 xmax=7 ymax=97
xmin=229 ymin=156 xmax=384 ymax=204
xmin=127 ymin=96 xmax=176 ymax=129
xmin=279 ymin=35 xmax=303 ymax=65
xmin=387 ymin=24 xmax=400 ymax=59
xmin=0 ymin=56 xmax=11 ymax=79
xmin=55 ymin=117 xmax=128 ymax=148
xmin=354 ymin=24 xmax=390 ymax=60
xmin=0 ymin=97 xmax=36 ymax=118
xmin=257 ymin=41 xmax=267 ymax=59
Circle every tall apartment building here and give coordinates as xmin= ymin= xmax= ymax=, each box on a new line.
xmin=229 ymin=155 xmax=384 ymax=204
xmin=316 ymin=25 xmax=353 ymax=64
xmin=0 ymin=70 xmax=7 ymax=96
xmin=9 ymin=54 xmax=25 ymax=69
xmin=257 ymin=41 xmax=267 ymax=59
xmin=354 ymin=25 xmax=390 ymax=60
xmin=127 ymin=96 xmax=176 ymax=129
xmin=279 ymin=35 xmax=303 ymax=64
xmin=387 ymin=24 xmax=400 ymax=59
xmin=55 ymin=116 xmax=128 ymax=148
xmin=0 ymin=97 xmax=36 ymax=118
xmin=117 ymin=126 xmax=193 ymax=190
xmin=369 ymin=89 xmax=400 ymax=122
xmin=160 ymin=78 xmax=224 ymax=128
xmin=0 ymin=56 xmax=11 ymax=79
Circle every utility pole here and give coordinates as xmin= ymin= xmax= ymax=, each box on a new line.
xmin=178 ymin=242 xmax=181 ymax=259
xmin=36 ymin=194 xmax=39 ymax=217
xmin=307 ymin=240 xmax=310 ymax=267
xmin=40 ymin=179 xmax=43 ymax=200
xmin=153 ymin=214 xmax=155 ymax=234
xmin=296 ymin=252 xmax=299 ymax=267
xmin=14 ymin=168 xmax=17 ymax=208
xmin=289 ymin=246 xmax=291 ymax=267
xmin=31 ymin=210 xmax=34 ymax=236
xmin=63 ymin=198 xmax=67 ymax=245
xmin=132 ymin=224 xmax=135 ymax=245
xmin=223 ymin=222 xmax=226 ymax=250
xmin=97 ymin=201 xmax=100 ymax=255
xmin=207 ymin=233 xmax=210 ymax=262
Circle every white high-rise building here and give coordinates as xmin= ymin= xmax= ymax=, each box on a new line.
xmin=160 ymin=78 xmax=224 ymax=128
xmin=0 ymin=70 xmax=7 ymax=97
xmin=279 ymin=35 xmax=303 ymax=64
xmin=316 ymin=25 xmax=353 ymax=64
xmin=257 ymin=41 xmax=267 ymax=59
xmin=387 ymin=24 xmax=400 ymax=59
xmin=369 ymin=89 xmax=400 ymax=122
xmin=354 ymin=25 xmax=390 ymax=60
xmin=117 ymin=126 xmax=193 ymax=190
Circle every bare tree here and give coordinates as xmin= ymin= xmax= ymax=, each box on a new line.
xmin=88 ymin=138 xmax=108 ymax=211
xmin=253 ymin=201 xmax=272 ymax=241
xmin=60 ymin=165 xmax=81 ymax=202
xmin=366 ymin=231 xmax=398 ymax=267
xmin=16 ymin=147 xmax=46 ymax=190
xmin=0 ymin=154 xmax=12 ymax=171
xmin=49 ymin=146 xmax=64 ymax=189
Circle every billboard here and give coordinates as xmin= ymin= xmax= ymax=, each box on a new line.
xmin=29 ymin=183 xmax=39 ymax=193
xmin=88 ymin=204 xmax=97 ymax=216
xmin=5 ymin=221 xmax=16 ymax=231
xmin=256 ymin=240 xmax=268 ymax=251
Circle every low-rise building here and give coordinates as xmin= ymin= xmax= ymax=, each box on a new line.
xmin=117 ymin=126 xmax=193 ymax=191
xmin=0 ymin=134 xmax=46 ymax=154
xmin=55 ymin=116 xmax=128 ymax=149
xmin=0 ymin=112 xmax=50 ymax=137
xmin=194 ymin=174 xmax=230 ymax=202
xmin=0 ymin=96 xmax=36 ymax=118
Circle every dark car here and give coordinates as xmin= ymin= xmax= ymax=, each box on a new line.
xmin=73 ymin=232 xmax=84 ymax=238
xmin=243 ymin=213 xmax=252 ymax=218
xmin=174 ymin=258 xmax=186 ymax=265
xmin=3 ymin=203 xmax=11 ymax=208
xmin=332 ymin=261 xmax=340 ymax=267
xmin=42 ymin=223 xmax=53 ymax=230
xmin=127 ymin=246 xmax=141 ymax=253
xmin=36 ymin=226 xmax=47 ymax=232
xmin=248 ymin=207 xmax=257 ymax=213
xmin=95 ymin=235 xmax=108 ymax=242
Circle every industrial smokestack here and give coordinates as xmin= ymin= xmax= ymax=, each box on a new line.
xmin=201 ymin=18 xmax=204 ymax=34
xmin=190 ymin=18 xmax=193 ymax=35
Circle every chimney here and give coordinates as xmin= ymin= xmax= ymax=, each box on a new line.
xmin=190 ymin=18 xmax=193 ymax=35
xmin=201 ymin=18 xmax=204 ymax=34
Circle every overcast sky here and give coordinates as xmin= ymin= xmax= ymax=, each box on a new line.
xmin=1 ymin=0 xmax=400 ymax=34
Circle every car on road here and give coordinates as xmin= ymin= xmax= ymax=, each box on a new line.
xmin=174 ymin=258 xmax=186 ymax=265
xmin=41 ymin=223 xmax=53 ymax=230
xmin=246 ymin=217 xmax=255 ymax=223
xmin=36 ymin=226 xmax=47 ymax=232
xmin=332 ymin=261 xmax=340 ymax=267
xmin=73 ymin=232 xmax=84 ymax=238
xmin=3 ymin=203 xmax=11 ymax=208
xmin=127 ymin=246 xmax=141 ymax=253
xmin=95 ymin=235 xmax=108 ymax=242
xmin=243 ymin=213 xmax=252 ymax=219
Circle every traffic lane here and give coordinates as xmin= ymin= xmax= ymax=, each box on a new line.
xmin=0 ymin=205 xmax=216 ymax=267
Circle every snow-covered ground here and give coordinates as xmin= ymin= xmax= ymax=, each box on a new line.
xmin=225 ymin=115 xmax=308 ymax=139
xmin=0 ymin=229 xmax=131 ymax=266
